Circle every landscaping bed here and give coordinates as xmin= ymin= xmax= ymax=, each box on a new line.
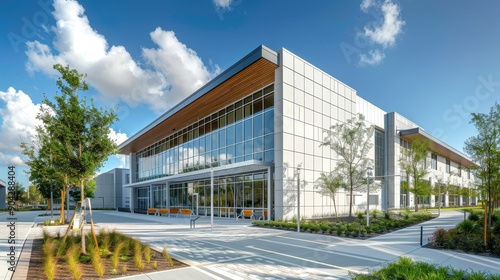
xmin=253 ymin=210 xmax=435 ymax=238
xmin=27 ymin=229 xmax=187 ymax=279
xmin=426 ymin=209 xmax=500 ymax=258
xmin=350 ymin=256 xmax=500 ymax=279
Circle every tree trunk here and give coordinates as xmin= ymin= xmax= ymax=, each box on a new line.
xmin=59 ymin=189 xmax=66 ymax=224
xmin=80 ymin=178 xmax=87 ymax=255
xmin=414 ymin=192 xmax=419 ymax=212
xmin=332 ymin=197 xmax=338 ymax=217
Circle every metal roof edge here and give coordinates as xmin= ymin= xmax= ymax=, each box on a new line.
xmin=399 ymin=127 xmax=473 ymax=164
xmin=118 ymin=45 xmax=278 ymax=151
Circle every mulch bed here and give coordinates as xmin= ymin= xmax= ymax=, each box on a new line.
xmin=27 ymin=238 xmax=188 ymax=279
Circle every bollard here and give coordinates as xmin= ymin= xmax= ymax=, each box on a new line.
xmin=358 ymin=222 xmax=361 ymax=238
xmin=420 ymin=226 xmax=423 ymax=247
xmin=464 ymin=211 xmax=467 ymax=221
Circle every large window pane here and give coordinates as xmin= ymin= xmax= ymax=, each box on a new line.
xmin=227 ymin=125 xmax=235 ymax=145
xmin=244 ymin=119 xmax=252 ymax=140
xmin=264 ymin=93 xmax=274 ymax=109
xmin=253 ymin=137 xmax=263 ymax=153
xmin=244 ymin=140 xmax=252 ymax=156
xmin=219 ymin=129 xmax=226 ymax=147
xmin=235 ymin=143 xmax=244 ymax=157
xmin=253 ymin=181 xmax=263 ymax=208
xmin=235 ymin=122 xmax=243 ymax=143
xmin=253 ymin=114 xmax=263 ymax=137
xmin=264 ymin=110 xmax=274 ymax=134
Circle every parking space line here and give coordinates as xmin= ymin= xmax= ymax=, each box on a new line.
xmin=246 ymin=245 xmax=361 ymax=274
xmin=257 ymin=238 xmax=382 ymax=263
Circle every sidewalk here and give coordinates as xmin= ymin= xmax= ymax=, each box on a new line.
xmin=7 ymin=210 xmax=500 ymax=279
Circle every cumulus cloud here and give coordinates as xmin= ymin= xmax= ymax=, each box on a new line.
xmin=0 ymin=86 xmax=129 ymax=168
xmin=26 ymin=0 xmax=220 ymax=113
xmin=0 ymin=87 xmax=42 ymax=165
xmin=357 ymin=0 xmax=405 ymax=66
xmin=213 ymin=0 xmax=233 ymax=9
xmin=108 ymin=128 xmax=128 ymax=146
xmin=359 ymin=49 xmax=385 ymax=66
xmin=360 ymin=0 xmax=374 ymax=12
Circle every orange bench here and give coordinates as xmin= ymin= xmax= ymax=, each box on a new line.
xmin=159 ymin=209 xmax=169 ymax=216
xmin=237 ymin=209 xmax=254 ymax=220
xmin=181 ymin=209 xmax=193 ymax=216
xmin=169 ymin=208 xmax=180 ymax=217
xmin=147 ymin=208 xmax=158 ymax=216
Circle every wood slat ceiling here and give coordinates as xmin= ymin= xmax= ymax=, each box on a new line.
xmin=120 ymin=58 xmax=277 ymax=154
xmin=400 ymin=133 xmax=475 ymax=168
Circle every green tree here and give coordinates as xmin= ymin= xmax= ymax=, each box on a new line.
xmin=22 ymin=184 xmax=44 ymax=206
xmin=315 ymin=171 xmax=345 ymax=217
xmin=12 ymin=182 xmax=26 ymax=206
xmin=399 ymin=137 xmax=434 ymax=212
xmin=321 ymin=114 xmax=374 ymax=217
xmin=24 ymin=64 xmax=118 ymax=253
xmin=464 ymin=103 xmax=500 ymax=245
xmin=69 ymin=178 xmax=96 ymax=203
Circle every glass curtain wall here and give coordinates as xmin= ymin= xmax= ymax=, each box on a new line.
xmin=135 ymin=85 xmax=274 ymax=183
xmin=169 ymin=172 xmax=269 ymax=218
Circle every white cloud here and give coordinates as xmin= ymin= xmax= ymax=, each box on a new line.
xmin=213 ymin=0 xmax=233 ymax=9
xmin=26 ymin=0 xmax=220 ymax=113
xmin=108 ymin=128 xmax=128 ymax=146
xmin=0 ymin=87 xmax=44 ymax=166
xmin=360 ymin=0 xmax=374 ymax=12
xmin=363 ymin=0 xmax=405 ymax=48
xmin=357 ymin=0 xmax=405 ymax=66
xmin=359 ymin=49 xmax=385 ymax=66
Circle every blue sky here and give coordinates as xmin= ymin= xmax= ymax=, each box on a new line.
xmin=1 ymin=0 xmax=499 ymax=187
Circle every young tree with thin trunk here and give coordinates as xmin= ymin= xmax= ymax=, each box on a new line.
xmin=321 ymin=114 xmax=374 ymax=217
xmin=315 ymin=171 xmax=345 ymax=217
xmin=24 ymin=64 xmax=118 ymax=253
xmin=399 ymin=137 xmax=434 ymax=212
xmin=464 ymin=103 xmax=500 ymax=246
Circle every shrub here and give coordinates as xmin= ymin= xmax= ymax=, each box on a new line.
xmin=356 ymin=212 xmax=364 ymax=220
xmin=468 ymin=211 xmax=480 ymax=221
xmin=457 ymin=219 xmax=480 ymax=234
xmin=384 ymin=211 xmax=391 ymax=220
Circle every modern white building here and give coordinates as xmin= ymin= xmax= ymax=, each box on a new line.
xmin=118 ymin=45 xmax=476 ymax=219
xmin=91 ymin=168 xmax=131 ymax=210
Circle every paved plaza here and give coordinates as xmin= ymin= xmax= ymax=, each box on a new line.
xmin=2 ymin=210 xmax=500 ymax=280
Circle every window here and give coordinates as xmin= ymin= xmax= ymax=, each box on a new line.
xmin=431 ymin=153 xmax=437 ymax=170
xmin=458 ymin=165 xmax=462 ymax=177
xmin=446 ymin=159 xmax=451 ymax=174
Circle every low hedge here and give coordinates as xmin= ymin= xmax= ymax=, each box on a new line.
xmin=253 ymin=211 xmax=434 ymax=238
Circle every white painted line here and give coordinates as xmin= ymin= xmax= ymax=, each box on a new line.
xmin=257 ymin=238 xmax=381 ymax=263
xmin=192 ymin=266 xmax=227 ymax=280
xmin=204 ymin=265 xmax=245 ymax=280
xmin=277 ymin=235 xmax=339 ymax=245
xmin=247 ymin=245 xmax=362 ymax=274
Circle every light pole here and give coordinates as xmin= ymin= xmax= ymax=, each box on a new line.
xmin=297 ymin=167 xmax=301 ymax=233
xmin=366 ymin=167 xmax=373 ymax=227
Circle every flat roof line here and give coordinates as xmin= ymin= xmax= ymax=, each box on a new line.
xmin=399 ymin=127 xmax=474 ymax=165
